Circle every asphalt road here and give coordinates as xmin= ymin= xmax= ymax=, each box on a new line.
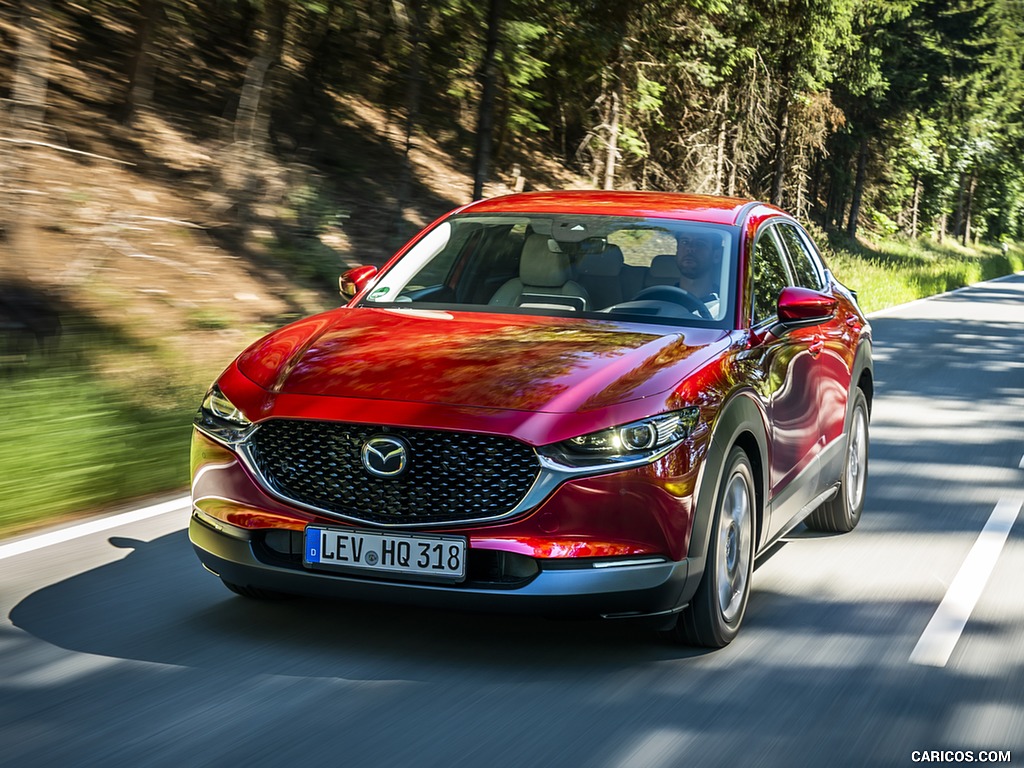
xmin=2 ymin=275 xmax=1023 ymax=768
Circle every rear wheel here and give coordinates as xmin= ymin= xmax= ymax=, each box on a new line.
xmin=665 ymin=446 xmax=755 ymax=647
xmin=806 ymin=388 xmax=869 ymax=533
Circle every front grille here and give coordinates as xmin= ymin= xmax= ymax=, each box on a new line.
xmin=246 ymin=420 xmax=541 ymax=525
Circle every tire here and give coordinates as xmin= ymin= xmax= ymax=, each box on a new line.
xmin=221 ymin=579 xmax=289 ymax=600
xmin=806 ymin=388 xmax=869 ymax=534
xmin=665 ymin=446 xmax=756 ymax=648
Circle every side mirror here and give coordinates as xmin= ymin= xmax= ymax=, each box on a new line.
xmin=776 ymin=286 xmax=838 ymax=326
xmin=339 ymin=266 xmax=378 ymax=301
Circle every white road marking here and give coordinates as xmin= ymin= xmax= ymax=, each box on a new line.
xmin=1018 ymin=453 xmax=1024 ymax=470
xmin=909 ymin=496 xmax=1023 ymax=667
xmin=0 ymin=495 xmax=191 ymax=562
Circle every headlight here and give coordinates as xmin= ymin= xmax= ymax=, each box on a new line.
xmin=193 ymin=385 xmax=255 ymax=445
xmin=539 ymin=408 xmax=700 ymax=471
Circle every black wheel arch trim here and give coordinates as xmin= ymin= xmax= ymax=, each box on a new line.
xmin=851 ymin=338 xmax=874 ymax=414
xmin=685 ymin=390 xmax=769 ymax=568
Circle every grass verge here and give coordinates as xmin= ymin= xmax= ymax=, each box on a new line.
xmin=0 ymin=311 xmax=201 ymax=536
xmin=818 ymin=231 xmax=1023 ymax=313
xmin=0 ymin=368 xmax=190 ymax=533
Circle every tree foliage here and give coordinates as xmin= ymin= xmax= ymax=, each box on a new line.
xmin=3 ymin=0 xmax=1023 ymax=241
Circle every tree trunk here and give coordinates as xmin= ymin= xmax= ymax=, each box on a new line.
xmin=603 ymin=86 xmax=620 ymax=191
xmin=472 ymin=0 xmax=504 ymax=200
xmin=121 ymin=0 xmax=161 ymax=123
xmin=233 ymin=0 xmax=286 ymax=148
xmin=728 ymin=124 xmax=741 ymax=197
xmin=714 ymin=98 xmax=727 ymax=195
xmin=962 ymin=170 xmax=977 ymax=246
xmin=794 ymin=147 xmax=807 ymax=217
xmin=770 ymin=91 xmax=791 ymax=206
xmin=3 ymin=0 xmax=52 ymax=282
xmin=809 ymin=157 xmax=821 ymax=218
xmin=11 ymin=0 xmax=50 ymax=130
xmin=224 ymin=0 xmax=287 ymax=239
xmin=826 ymin=148 xmax=850 ymax=229
xmin=558 ymin=103 xmax=568 ymax=163
xmin=911 ymin=175 xmax=921 ymax=239
xmin=390 ymin=0 xmax=422 ymax=246
xmin=298 ymin=1 xmax=339 ymax=131
xmin=846 ymin=136 xmax=869 ymax=239
xmin=952 ymin=171 xmax=967 ymax=240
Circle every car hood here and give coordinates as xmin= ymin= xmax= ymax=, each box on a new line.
xmin=236 ymin=307 xmax=732 ymax=413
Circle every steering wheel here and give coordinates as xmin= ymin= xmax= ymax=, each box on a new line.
xmin=632 ymin=285 xmax=714 ymax=320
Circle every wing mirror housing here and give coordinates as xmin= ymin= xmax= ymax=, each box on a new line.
xmin=339 ymin=265 xmax=378 ymax=301
xmin=776 ymin=286 xmax=838 ymax=327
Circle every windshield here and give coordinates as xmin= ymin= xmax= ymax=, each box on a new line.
xmin=361 ymin=213 xmax=738 ymax=327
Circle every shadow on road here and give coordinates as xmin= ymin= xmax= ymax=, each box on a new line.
xmin=12 ymin=521 xmax=1004 ymax=685
xmin=9 ymin=531 xmax=718 ymax=681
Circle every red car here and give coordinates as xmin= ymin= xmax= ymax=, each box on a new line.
xmin=190 ymin=191 xmax=872 ymax=647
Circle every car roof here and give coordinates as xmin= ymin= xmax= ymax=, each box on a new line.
xmin=461 ymin=190 xmax=768 ymax=226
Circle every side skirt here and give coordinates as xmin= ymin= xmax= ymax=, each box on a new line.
xmin=759 ymin=483 xmax=839 ymax=555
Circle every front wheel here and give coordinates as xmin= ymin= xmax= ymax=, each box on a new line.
xmin=806 ymin=387 xmax=869 ymax=533
xmin=665 ymin=446 xmax=756 ymax=648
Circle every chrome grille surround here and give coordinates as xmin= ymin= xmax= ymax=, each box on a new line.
xmin=243 ymin=420 xmax=542 ymax=527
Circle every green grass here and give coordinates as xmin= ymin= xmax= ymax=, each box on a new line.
xmin=0 ymin=319 xmax=197 ymax=535
xmin=0 ymin=232 xmax=1021 ymax=537
xmin=0 ymin=369 xmax=190 ymax=531
xmin=816 ymin=231 xmax=1023 ymax=314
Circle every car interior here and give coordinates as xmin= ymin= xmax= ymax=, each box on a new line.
xmin=366 ymin=215 xmax=733 ymax=324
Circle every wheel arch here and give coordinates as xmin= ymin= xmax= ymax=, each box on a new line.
xmin=852 ymin=338 xmax=874 ymax=414
xmin=686 ymin=391 xmax=769 ymax=566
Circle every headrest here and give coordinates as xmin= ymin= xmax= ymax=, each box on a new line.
xmin=579 ymin=245 xmax=624 ymax=277
xmin=520 ymin=234 xmax=572 ymax=287
xmin=649 ymin=254 xmax=682 ymax=279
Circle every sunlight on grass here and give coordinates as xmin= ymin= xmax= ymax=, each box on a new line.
xmin=818 ymin=234 xmax=1023 ymax=314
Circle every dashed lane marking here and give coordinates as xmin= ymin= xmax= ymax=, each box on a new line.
xmin=909 ymin=496 xmax=1023 ymax=667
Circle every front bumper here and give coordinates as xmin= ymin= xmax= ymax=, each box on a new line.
xmin=190 ymin=510 xmax=702 ymax=619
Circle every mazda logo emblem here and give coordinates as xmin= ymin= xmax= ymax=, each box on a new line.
xmin=361 ymin=436 xmax=409 ymax=478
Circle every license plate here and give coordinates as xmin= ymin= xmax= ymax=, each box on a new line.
xmin=304 ymin=526 xmax=467 ymax=582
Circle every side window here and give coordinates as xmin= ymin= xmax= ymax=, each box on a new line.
xmin=776 ymin=222 xmax=824 ymax=290
xmin=751 ymin=227 xmax=792 ymax=325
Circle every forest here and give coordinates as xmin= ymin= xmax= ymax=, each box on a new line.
xmin=4 ymin=0 xmax=1024 ymax=252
